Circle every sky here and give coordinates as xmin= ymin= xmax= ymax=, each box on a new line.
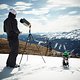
xmin=0 ymin=0 xmax=80 ymax=34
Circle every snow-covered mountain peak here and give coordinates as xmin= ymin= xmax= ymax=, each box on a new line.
xmin=41 ymin=29 xmax=80 ymax=40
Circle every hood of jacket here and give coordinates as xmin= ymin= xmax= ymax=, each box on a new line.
xmin=8 ymin=12 xmax=16 ymax=19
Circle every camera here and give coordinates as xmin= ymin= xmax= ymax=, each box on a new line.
xmin=20 ymin=18 xmax=31 ymax=27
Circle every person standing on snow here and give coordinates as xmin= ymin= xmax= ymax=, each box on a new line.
xmin=62 ymin=50 xmax=70 ymax=66
xmin=3 ymin=9 xmax=20 ymax=68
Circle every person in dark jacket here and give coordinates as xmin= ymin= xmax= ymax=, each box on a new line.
xmin=3 ymin=9 xmax=20 ymax=68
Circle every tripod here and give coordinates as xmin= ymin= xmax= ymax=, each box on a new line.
xmin=45 ymin=39 xmax=53 ymax=56
xmin=19 ymin=26 xmax=46 ymax=65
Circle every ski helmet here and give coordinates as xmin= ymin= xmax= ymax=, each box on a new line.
xmin=9 ymin=9 xmax=16 ymax=15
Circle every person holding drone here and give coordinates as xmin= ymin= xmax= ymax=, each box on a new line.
xmin=3 ymin=9 xmax=20 ymax=68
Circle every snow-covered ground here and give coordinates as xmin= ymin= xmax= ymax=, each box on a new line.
xmin=0 ymin=54 xmax=80 ymax=80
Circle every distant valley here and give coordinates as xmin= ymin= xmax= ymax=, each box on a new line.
xmin=0 ymin=29 xmax=80 ymax=56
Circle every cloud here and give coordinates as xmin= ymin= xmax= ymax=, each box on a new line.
xmin=0 ymin=13 xmax=8 ymax=18
xmin=0 ymin=0 xmax=80 ymax=33
xmin=22 ymin=8 xmax=49 ymax=15
xmin=15 ymin=18 xmax=80 ymax=33
xmin=30 ymin=20 xmax=45 ymax=33
xmin=18 ymin=18 xmax=45 ymax=33
xmin=47 ymin=0 xmax=80 ymax=7
xmin=15 ymin=2 xmax=32 ymax=6
xmin=14 ymin=1 xmax=49 ymax=15
xmin=44 ymin=0 xmax=80 ymax=14
xmin=14 ymin=6 xmax=31 ymax=11
xmin=11 ymin=7 xmax=80 ymax=33
xmin=44 ymin=15 xmax=80 ymax=32
xmin=68 ymin=11 xmax=78 ymax=15
xmin=14 ymin=1 xmax=32 ymax=11
xmin=18 ymin=15 xmax=80 ymax=33
xmin=32 ymin=0 xmax=38 ymax=1
xmin=0 ymin=4 xmax=9 ymax=10
xmin=14 ymin=0 xmax=80 ymax=16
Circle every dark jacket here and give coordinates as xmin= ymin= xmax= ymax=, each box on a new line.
xmin=4 ymin=12 xmax=20 ymax=39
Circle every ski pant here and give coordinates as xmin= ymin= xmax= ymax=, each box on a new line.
xmin=6 ymin=36 xmax=19 ymax=67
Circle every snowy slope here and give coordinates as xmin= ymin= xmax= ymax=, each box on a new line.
xmin=0 ymin=54 xmax=80 ymax=80
xmin=41 ymin=29 xmax=80 ymax=40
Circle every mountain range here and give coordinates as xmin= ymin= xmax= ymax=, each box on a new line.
xmin=0 ymin=29 xmax=80 ymax=56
